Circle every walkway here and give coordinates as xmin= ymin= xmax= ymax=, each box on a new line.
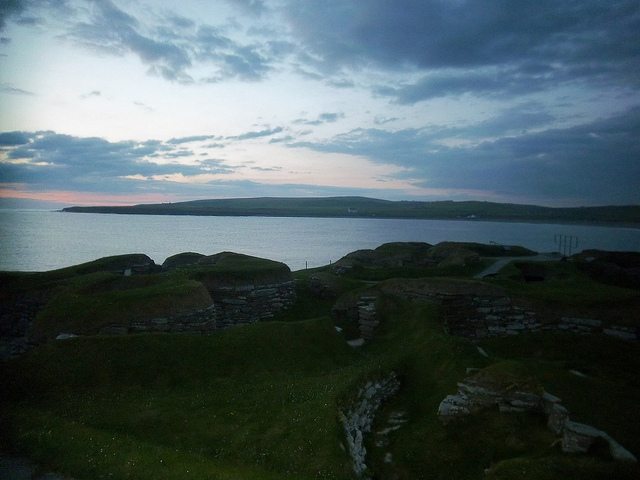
xmin=474 ymin=253 xmax=561 ymax=279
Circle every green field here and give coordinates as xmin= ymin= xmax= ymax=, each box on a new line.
xmin=1 ymin=247 xmax=639 ymax=479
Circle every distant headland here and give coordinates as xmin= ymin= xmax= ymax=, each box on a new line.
xmin=62 ymin=196 xmax=640 ymax=227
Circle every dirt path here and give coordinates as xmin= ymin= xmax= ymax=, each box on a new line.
xmin=474 ymin=253 xmax=561 ymax=279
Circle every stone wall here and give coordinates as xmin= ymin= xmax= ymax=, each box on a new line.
xmin=340 ymin=373 xmax=401 ymax=478
xmin=0 ymin=295 xmax=46 ymax=358
xmin=380 ymin=279 xmax=638 ymax=342
xmin=99 ymin=304 xmax=218 ymax=335
xmin=211 ymin=280 xmax=296 ymax=328
xmin=1 ymin=279 xmax=296 ymax=353
xmin=445 ymin=295 xmax=638 ymax=342
xmin=357 ymin=296 xmax=378 ymax=340
xmin=95 ymin=280 xmax=296 ymax=335
xmin=438 ymin=373 xmax=637 ymax=463
xmin=443 ymin=295 xmax=543 ymax=338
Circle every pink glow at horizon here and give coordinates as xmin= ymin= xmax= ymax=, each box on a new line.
xmin=0 ymin=188 xmax=181 ymax=206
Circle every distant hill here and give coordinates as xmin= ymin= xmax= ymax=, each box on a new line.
xmin=62 ymin=196 xmax=640 ymax=226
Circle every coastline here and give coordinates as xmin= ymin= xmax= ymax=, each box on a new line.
xmin=58 ymin=209 xmax=640 ymax=230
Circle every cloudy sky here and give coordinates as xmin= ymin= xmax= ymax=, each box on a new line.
xmin=1 ymin=0 xmax=639 ymax=207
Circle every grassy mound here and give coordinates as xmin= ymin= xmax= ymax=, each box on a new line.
xmin=0 ymin=254 xmax=156 ymax=296
xmin=333 ymin=242 xmax=495 ymax=281
xmin=30 ymin=273 xmax=212 ymax=341
xmin=186 ymin=252 xmax=292 ymax=288
xmin=488 ymin=260 xmax=640 ymax=326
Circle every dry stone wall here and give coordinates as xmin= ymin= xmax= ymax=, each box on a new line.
xmin=0 ymin=297 xmax=44 ymax=358
xmin=96 ymin=280 xmax=296 ymax=335
xmin=357 ymin=296 xmax=379 ymax=340
xmin=438 ymin=373 xmax=637 ymax=463
xmin=211 ymin=280 xmax=296 ymax=328
xmin=382 ymin=279 xmax=638 ymax=342
xmin=340 ymin=373 xmax=401 ymax=478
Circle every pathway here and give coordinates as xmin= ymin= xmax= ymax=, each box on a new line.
xmin=474 ymin=253 xmax=561 ymax=279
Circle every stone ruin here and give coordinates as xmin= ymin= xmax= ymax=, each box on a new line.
xmin=340 ymin=372 xmax=401 ymax=478
xmin=437 ymin=367 xmax=637 ymax=463
xmin=377 ymin=277 xmax=638 ymax=342
xmin=0 ymin=252 xmax=296 ymax=357
xmin=93 ymin=252 xmax=297 ymax=336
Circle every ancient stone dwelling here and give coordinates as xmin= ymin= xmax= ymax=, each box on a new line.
xmin=102 ymin=251 xmax=297 ymax=335
xmin=0 ymin=252 xmax=296 ymax=357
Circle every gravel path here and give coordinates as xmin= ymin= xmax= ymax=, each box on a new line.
xmin=474 ymin=253 xmax=561 ymax=279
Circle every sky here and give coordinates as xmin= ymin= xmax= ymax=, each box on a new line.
xmin=0 ymin=0 xmax=639 ymax=207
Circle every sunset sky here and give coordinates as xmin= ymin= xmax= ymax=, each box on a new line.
xmin=1 ymin=0 xmax=639 ymax=207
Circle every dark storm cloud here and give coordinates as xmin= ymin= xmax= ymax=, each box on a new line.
xmin=0 ymin=0 xmax=25 ymax=30
xmin=60 ymin=1 xmax=279 ymax=83
xmin=455 ymin=104 xmax=557 ymax=139
xmin=0 ymin=131 xmax=30 ymax=146
xmin=0 ymin=131 xmax=236 ymax=193
xmin=285 ymin=0 xmax=640 ymax=100
xmin=67 ymin=0 xmax=194 ymax=83
xmin=218 ymin=46 xmax=271 ymax=81
xmin=292 ymin=108 xmax=640 ymax=205
xmin=1 ymin=0 xmax=74 ymax=32
xmin=226 ymin=0 xmax=267 ymax=16
xmin=417 ymin=111 xmax=640 ymax=204
xmin=166 ymin=14 xmax=194 ymax=30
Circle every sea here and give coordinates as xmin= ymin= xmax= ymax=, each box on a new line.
xmin=1 ymin=209 xmax=639 ymax=272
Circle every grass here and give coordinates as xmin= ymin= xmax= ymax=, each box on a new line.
xmin=0 ymin=254 xmax=154 ymax=294
xmin=30 ymin=273 xmax=212 ymax=341
xmin=271 ymin=268 xmax=365 ymax=323
xmin=339 ymin=259 xmax=493 ymax=281
xmin=479 ymin=332 xmax=640 ymax=456
xmin=2 ymin=246 xmax=639 ymax=479
xmin=356 ymin=298 xmax=560 ymax=479
xmin=182 ymin=252 xmax=292 ymax=287
xmin=1 ymin=319 xmax=371 ymax=479
xmin=62 ymin=196 xmax=640 ymax=225
xmin=488 ymin=261 xmax=640 ymax=325
xmin=3 ymin=292 xmax=639 ymax=479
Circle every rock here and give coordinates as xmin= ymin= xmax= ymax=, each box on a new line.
xmin=437 ymin=393 xmax=472 ymax=423
xmin=562 ymin=421 xmax=606 ymax=453
xmin=546 ymin=403 xmax=569 ymax=435
xmin=99 ymin=325 xmax=129 ymax=335
xmin=55 ymin=333 xmax=78 ymax=340
xmin=606 ymin=435 xmax=638 ymax=462
xmin=438 ymin=363 xmax=543 ymax=424
xmin=561 ymin=421 xmax=637 ymax=462
xmin=603 ymin=326 xmax=637 ymax=342
xmin=476 ymin=346 xmax=489 ymax=357
xmin=340 ymin=373 xmax=400 ymax=477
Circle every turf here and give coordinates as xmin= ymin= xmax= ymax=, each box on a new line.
xmin=2 ymin=247 xmax=639 ymax=479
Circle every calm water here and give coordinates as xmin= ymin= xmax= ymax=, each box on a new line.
xmin=1 ymin=210 xmax=639 ymax=272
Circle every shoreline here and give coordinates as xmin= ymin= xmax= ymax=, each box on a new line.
xmin=58 ymin=209 xmax=640 ymax=230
